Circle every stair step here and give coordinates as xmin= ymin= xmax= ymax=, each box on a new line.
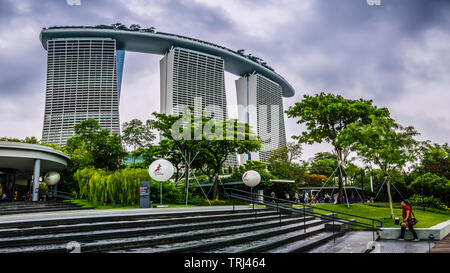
xmin=0 ymin=208 xmax=268 ymax=229
xmin=207 ymin=224 xmax=325 ymax=253
xmin=0 ymin=214 xmax=298 ymax=248
xmin=0 ymin=214 xmax=308 ymax=253
xmin=0 ymin=206 xmax=91 ymax=215
xmin=108 ymin=218 xmax=325 ymax=253
xmin=0 ymin=211 xmax=279 ymax=238
xmin=266 ymin=231 xmax=338 ymax=253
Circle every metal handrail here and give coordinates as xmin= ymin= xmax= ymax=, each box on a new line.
xmin=224 ymin=188 xmax=383 ymax=231
xmin=227 ymin=191 xmax=376 ymax=230
xmin=54 ymin=191 xmax=75 ymax=200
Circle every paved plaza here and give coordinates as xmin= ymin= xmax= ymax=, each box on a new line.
xmin=310 ymin=231 xmax=437 ymax=253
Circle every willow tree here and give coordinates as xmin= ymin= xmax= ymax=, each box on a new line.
xmin=286 ymin=93 xmax=389 ymax=204
xmin=337 ymin=115 xmax=419 ymax=218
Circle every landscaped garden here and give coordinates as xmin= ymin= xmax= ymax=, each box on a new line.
xmin=3 ymin=93 xmax=449 ymax=221
xmin=310 ymin=202 xmax=449 ymax=229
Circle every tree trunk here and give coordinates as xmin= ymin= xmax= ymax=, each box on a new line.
xmin=185 ymin=152 xmax=190 ymax=206
xmin=175 ymin=166 xmax=180 ymax=183
xmin=213 ymin=173 xmax=219 ymax=200
xmin=386 ymin=175 xmax=395 ymax=219
xmin=336 ymin=148 xmax=344 ymax=204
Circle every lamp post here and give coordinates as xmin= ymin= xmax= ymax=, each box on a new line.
xmin=242 ymin=170 xmax=261 ymax=212
xmin=44 ymin=171 xmax=61 ymax=199
xmin=428 ymin=234 xmax=435 ymax=253
xmin=149 ymin=159 xmax=174 ymax=207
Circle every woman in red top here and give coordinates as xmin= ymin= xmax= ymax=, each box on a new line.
xmin=397 ymin=200 xmax=419 ymax=241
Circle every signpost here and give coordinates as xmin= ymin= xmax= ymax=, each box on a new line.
xmin=149 ymin=159 xmax=175 ymax=207
xmin=140 ymin=181 xmax=150 ymax=208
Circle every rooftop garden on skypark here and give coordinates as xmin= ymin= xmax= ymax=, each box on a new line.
xmin=0 ymin=137 xmax=63 ymax=152
xmin=44 ymin=23 xmax=275 ymax=72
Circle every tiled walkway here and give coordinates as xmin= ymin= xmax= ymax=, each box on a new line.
xmin=429 ymin=233 xmax=450 ymax=253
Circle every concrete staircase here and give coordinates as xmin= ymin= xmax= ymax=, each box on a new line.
xmin=0 ymin=208 xmax=347 ymax=253
xmin=0 ymin=200 xmax=92 ymax=215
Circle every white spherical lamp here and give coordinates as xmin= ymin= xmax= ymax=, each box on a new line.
xmin=44 ymin=171 xmax=61 ymax=186
xmin=242 ymin=170 xmax=261 ymax=188
xmin=149 ymin=159 xmax=175 ymax=182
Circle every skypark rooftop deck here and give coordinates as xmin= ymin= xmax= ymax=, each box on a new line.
xmin=40 ymin=27 xmax=295 ymax=98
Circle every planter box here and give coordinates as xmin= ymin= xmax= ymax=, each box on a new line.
xmin=379 ymin=220 xmax=450 ymax=240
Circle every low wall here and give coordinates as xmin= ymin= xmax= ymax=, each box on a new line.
xmin=379 ymin=220 xmax=450 ymax=240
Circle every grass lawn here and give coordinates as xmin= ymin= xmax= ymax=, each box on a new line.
xmin=311 ymin=203 xmax=450 ymax=229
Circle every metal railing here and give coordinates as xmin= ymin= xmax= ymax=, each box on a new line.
xmin=224 ymin=188 xmax=382 ymax=242
xmin=54 ymin=191 xmax=75 ymax=200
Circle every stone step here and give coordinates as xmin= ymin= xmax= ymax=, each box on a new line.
xmin=0 ymin=206 xmax=92 ymax=216
xmin=267 ymin=231 xmax=339 ymax=253
xmin=0 ymin=213 xmax=299 ymax=248
xmin=109 ymin=219 xmax=326 ymax=253
xmin=0 ymin=216 xmax=319 ymax=253
xmin=207 ymin=224 xmax=326 ymax=253
xmin=0 ymin=211 xmax=279 ymax=238
xmin=0 ymin=201 xmax=81 ymax=208
xmin=0 ymin=208 xmax=267 ymax=229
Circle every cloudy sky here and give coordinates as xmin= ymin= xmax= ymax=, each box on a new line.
xmin=0 ymin=0 xmax=449 ymax=161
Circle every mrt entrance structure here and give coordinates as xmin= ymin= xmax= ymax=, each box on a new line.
xmin=0 ymin=142 xmax=70 ymax=202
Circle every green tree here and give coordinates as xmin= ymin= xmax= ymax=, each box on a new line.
xmin=338 ymin=115 xmax=419 ymax=218
xmin=152 ymin=109 xmax=261 ymax=200
xmin=267 ymin=142 xmax=306 ymax=180
xmin=65 ymin=119 xmax=127 ymax=171
xmin=194 ymin=119 xmax=261 ymax=200
xmin=122 ymin=119 xmax=156 ymax=164
xmin=152 ymin=139 xmax=185 ymax=182
xmin=308 ymin=152 xmax=339 ymax=178
xmin=286 ymin=92 xmax=389 ymax=204
xmin=417 ymin=143 xmax=450 ymax=180
xmin=122 ymin=119 xmax=156 ymax=151
xmin=229 ymin=160 xmax=277 ymax=192
xmin=151 ymin=109 xmax=208 ymax=201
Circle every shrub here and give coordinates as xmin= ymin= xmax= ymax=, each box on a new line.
xmin=296 ymin=173 xmax=327 ymax=186
xmin=407 ymin=194 xmax=449 ymax=211
xmin=407 ymin=173 xmax=450 ymax=205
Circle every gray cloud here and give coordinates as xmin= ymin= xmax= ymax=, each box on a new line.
xmin=0 ymin=0 xmax=449 ymax=160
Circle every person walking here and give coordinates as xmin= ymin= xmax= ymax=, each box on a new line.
xmin=294 ymin=191 xmax=300 ymax=204
xmin=397 ymin=200 xmax=419 ymax=241
xmin=324 ymin=193 xmax=330 ymax=203
xmin=270 ymin=191 xmax=276 ymax=203
xmin=303 ymin=191 xmax=310 ymax=204
xmin=285 ymin=192 xmax=290 ymax=200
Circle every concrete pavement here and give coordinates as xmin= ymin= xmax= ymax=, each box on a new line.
xmin=309 ymin=231 xmax=436 ymax=253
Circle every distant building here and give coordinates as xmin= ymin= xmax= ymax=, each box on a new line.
xmin=236 ymin=73 xmax=287 ymax=163
xmin=41 ymin=38 xmax=123 ymax=145
xmin=160 ymin=47 xmax=227 ymax=121
xmin=160 ymin=47 xmax=237 ymax=166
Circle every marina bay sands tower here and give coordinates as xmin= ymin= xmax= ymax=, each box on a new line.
xmin=42 ymin=38 xmax=123 ymax=145
xmin=160 ymin=47 xmax=227 ymax=121
xmin=39 ymin=27 xmax=294 ymax=164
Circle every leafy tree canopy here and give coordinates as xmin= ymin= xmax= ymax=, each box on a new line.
xmin=286 ymin=92 xmax=389 ymax=204
xmin=121 ymin=118 xmax=156 ymax=151
xmin=65 ymin=119 xmax=127 ymax=172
